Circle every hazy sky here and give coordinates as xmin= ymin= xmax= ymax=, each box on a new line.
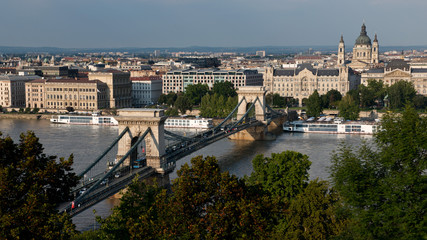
xmin=1 ymin=0 xmax=426 ymax=48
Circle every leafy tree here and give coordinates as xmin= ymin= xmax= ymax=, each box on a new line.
xmin=24 ymin=107 xmax=31 ymax=114
xmin=266 ymin=93 xmax=273 ymax=106
xmin=200 ymin=93 xmax=237 ymax=118
xmin=31 ymin=107 xmax=40 ymax=114
xmin=66 ymin=106 xmax=75 ymax=112
xmin=0 ymin=105 xmax=2 ymax=112
xmin=359 ymin=79 xmax=385 ymax=108
xmin=346 ymin=89 xmax=360 ymax=107
xmin=98 ymin=156 xmax=276 ymax=239
xmin=272 ymin=93 xmax=286 ymax=108
xmin=174 ymin=95 xmax=192 ymax=114
xmin=387 ymin=81 xmax=416 ymax=109
xmin=338 ymin=94 xmax=360 ymax=120
xmin=321 ymin=89 xmax=342 ymax=109
xmin=212 ymin=81 xmax=237 ymax=98
xmin=277 ymin=180 xmax=350 ymax=240
xmin=248 ymin=151 xmax=311 ymax=202
xmin=413 ymin=94 xmax=427 ymax=110
xmin=331 ymin=105 xmax=427 ymax=239
xmin=165 ymin=107 xmax=179 ymax=116
xmin=184 ymin=83 xmax=209 ymax=105
xmin=306 ymin=90 xmax=323 ymax=117
xmin=0 ymin=131 xmax=79 ymax=239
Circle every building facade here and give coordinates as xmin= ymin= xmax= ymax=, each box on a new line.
xmin=0 ymin=75 xmax=41 ymax=107
xmin=264 ymin=64 xmax=359 ymax=105
xmin=361 ymin=59 xmax=427 ymax=95
xmin=88 ymin=70 xmax=132 ymax=108
xmin=25 ymin=79 xmax=109 ymax=110
xmin=162 ymin=69 xmax=263 ymax=93
xmin=131 ymin=76 xmax=162 ymax=107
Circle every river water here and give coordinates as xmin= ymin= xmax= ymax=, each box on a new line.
xmin=0 ymin=118 xmax=372 ymax=231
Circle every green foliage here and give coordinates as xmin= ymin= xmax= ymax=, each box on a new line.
xmin=174 ymin=95 xmax=193 ymax=114
xmin=98 ymin=156 xmax=276 ymax=239
xmin=200 ymin=93 xmax=237 ymax=118
xmin=338 ymin=94 xmax=360 ymax=120
xmin=306 ymin=90 xmax=323 ymax=117
xmin=24 ymin=107 xmax=31 ymax=114
xmin=158 ymin=92 xmax=178 ymax=107
xmin=386 ymin=81 xmax=417 ymax=109
xmin=321 ymin=89 xmax=342 ymax=109
xmin=165 ymin=107 xmax=179 ymax=116
xmin=277 ymin=180 xmax=350 ymax=240
xmin=0 ymin=131 xmax=79 ymax=239
xmin=66 ymin=106 xmax=75 ymax=113
xmin=331 ymin=105 xmax=427 ymax=239
xmin=31 ymin=107 xmax=40 ymax=114
xmin=248 ymin=151 xmax=311 ymax=202
xmin=359 ymin=79 xmax=386 ymax=108
xmin=212 ymin=81 xmax=237 ymax=98
xmin=184 ymin=83 xmax=209 ymax=105
xmin=413 ymin=95 xmax=427 ymax=110
xmin=0 ymin=105 xmax=2 ymax=112
xmin=272 ymin=93 xmax=287 ymax=108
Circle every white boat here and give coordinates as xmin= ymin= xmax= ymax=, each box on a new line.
xmin=164 ymin=117 xmax=213 ymax=129
xmin=283 ymin=120 xmax=378 ymax=134
xmin=50 ymin=113 xmax=118 ymax=126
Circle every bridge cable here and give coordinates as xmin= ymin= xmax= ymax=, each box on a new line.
xmin=213 ymin=96 xmax=246 ymax=130
xmin=71 ymin=127 xmax=151 ymax=208
xmin=229 ymin=97 xmax=260 ymax=130
xmin=78 ymin=126 xmax=130 ymax=178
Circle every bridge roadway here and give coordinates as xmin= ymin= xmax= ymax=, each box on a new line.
xmin=60 ymin=166 xmax=155 ymax=217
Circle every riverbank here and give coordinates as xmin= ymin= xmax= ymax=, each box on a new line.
xmin=0 ymin=113 xmax=51 ymax=120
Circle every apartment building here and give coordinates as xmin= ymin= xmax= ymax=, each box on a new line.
xmin=131 ymin=76 xmax=162 ymax=107
xmin=88 ymin=70 xmax=132 ymax=108
xmin=162 ymin=69 xmax=263 ymax=93
xmin=0 ymin=75 xmax=41 ymax=107
xmin=25 ymin=79 xmax=108 ymax=110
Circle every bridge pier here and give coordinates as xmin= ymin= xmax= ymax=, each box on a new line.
xmin=228 ymin=124 xmax=276 ymax=141
xmin=115 ymin=109 xmax=167 ymax=173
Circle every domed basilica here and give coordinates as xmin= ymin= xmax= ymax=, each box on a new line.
xmin=338 ymin=23 xmax=379 ymax=70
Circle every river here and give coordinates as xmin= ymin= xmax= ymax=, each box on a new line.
xmin=0 ymin=118 xmax=372 ymax=231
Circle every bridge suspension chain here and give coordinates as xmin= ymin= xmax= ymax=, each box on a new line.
xmin=78 ymin=126 xmax=130 ymax=178
xmin=229 ymin=96 xmax=260 ymax=130
xmin=213 ymin=96 xmax=246 ymax=130
xmin=71 ymin=127 xmax=152 ymax=208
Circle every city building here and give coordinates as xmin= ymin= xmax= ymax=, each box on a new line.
xmin=0 ymin=75 xmax=41 ymax=107
xmin=264 ymin=64 xmax=359 ymax=105
xmin=21 ymin=66 xmax=78 ymax=78
xmin=342 ymin=23 xmax=380 ymax=70
xmin=256 ymin=51 xmax=266 ymax=57
xmin=177 ymin=57 xmax=221 ymax=68
xmin=25 ymin=79 xmax=109 ymax=110
xmin=131 ymin=76 xmax=162 ymax=107
xmin=88 ymin=70 xmax=132 ymax=108
xmin=162 ymin=69 xmax=263 ymax=93
xmin=361 ymin=59 xmax=427 ymax=95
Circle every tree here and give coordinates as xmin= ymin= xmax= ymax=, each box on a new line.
xmin=200 ymin=93 xmax=237 ymax=118
xmin=359 ymin=79 xmax=385 ymax=108
xmin=413 ymin=94 xmax=427 ymax=110
xmin=66 ymin=106 xmax=75 ymax=113
xmin=387 ymin=81 xmax=416 ymax=109
xmin=248 ymin=151 xmax=311 ymax=202
xmin=321 ymin=89 xmax=343 ymax=109
xmin=165 ymin=107 xmax=179 ymax=116
xmin=97 ymin=156 xmax=276 ymax=239
xmin=0 ymin=131 xmax=79 ymax=239
xmin=184 ymin=83 xmax=209 ymax=106
xmin=278 ymin=180 xmax=349 ymax=240
xmin=212 ymin=81 xmax=237 ymax=98
xmin=174 ymin=95 xmax=192 ymax=114
xmin=331 ymin=105 xmax=427 ymax=239
xmin=306 ymin=90 xmax=323 ymax=117
xmin=272 ymin=93 xmax=286 ymax=108
xmin=338 ymin=94 xmax=360 ymax=120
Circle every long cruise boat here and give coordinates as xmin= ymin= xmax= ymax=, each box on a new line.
xmin=50 ymin=114 xmax=118 ymax=126
xmin=165 ymin=117 xmax=213 ymax=129
xmin=283 ymin=120 xmax=378 ymax=135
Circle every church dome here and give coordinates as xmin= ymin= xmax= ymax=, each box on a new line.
xmin=355 ymin=23 xmax=371 ymax=45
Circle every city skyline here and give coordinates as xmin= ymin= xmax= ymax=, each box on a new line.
xmin=1 ymin=0 xmax=427 ymax=48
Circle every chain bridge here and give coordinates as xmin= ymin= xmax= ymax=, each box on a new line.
xmin=58 ymin=87 xmax=286 ymax=217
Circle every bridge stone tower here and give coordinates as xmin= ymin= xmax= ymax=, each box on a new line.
xmin=236 ymin=86 xmax=267 ymax=123
xmin=115 ymin=109 xmax=167 ymax=173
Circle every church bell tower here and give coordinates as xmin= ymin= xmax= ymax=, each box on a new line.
xmin=337 ymin=35 xmax=345 ymax=67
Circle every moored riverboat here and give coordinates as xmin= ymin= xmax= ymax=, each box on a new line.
xmin=165 ymin=117 xmax=213 ymax=129
xmin=283 ymin=120 xmax=379 ymax=135
xmin=50 ymin=114 xmax=118 ymax=126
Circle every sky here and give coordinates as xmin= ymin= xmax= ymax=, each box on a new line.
xmin=1 ymin=0 xmax=426 ymax=48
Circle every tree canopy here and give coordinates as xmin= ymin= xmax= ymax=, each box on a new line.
xmin=331 ymin=105 xmax=427 ymax=239
xmin=338 ymin=94 xmax=360 ymax=120
xmin=184 ymin=83 xmax=210 ymax=106
xmin=306 ymin=90 xmax=323 ymax=117
xmin=212 ymin=81 xmax=237 ymax=98
xmin=0 ymin=131 xmax=79 ymax=239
